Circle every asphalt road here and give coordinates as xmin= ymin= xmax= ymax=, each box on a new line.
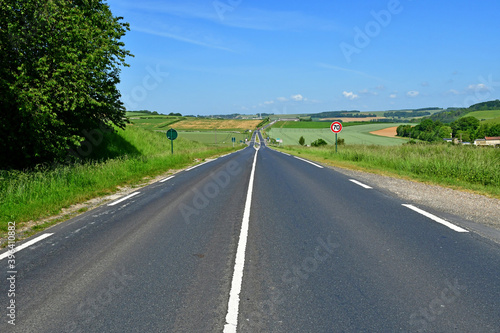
xmin=1 ymin=131 xmax=499 ymax=332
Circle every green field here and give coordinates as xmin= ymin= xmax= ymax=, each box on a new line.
xmin=462 ymin=109 xmax=500 ymax=120
xmin=462 ymin=109 xmax=500 ymax=125
xmin=267 ymin=123 xmax=409 ymax=146
xmin=176 ymin=131 xmax=250 ymax=146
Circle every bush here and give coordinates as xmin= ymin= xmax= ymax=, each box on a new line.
xmin=299 ymin=136 xmax=305 ymax=146
xmin=311 ymin=138 xmax=328 ymax=147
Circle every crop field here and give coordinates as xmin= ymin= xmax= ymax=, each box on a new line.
xmin=267 ymin=123 xmax=410 ymax=146
xmin=463 ymin=110 xmax=500 ymax=120
xmin=176 ymin=131 xmax=249 ymax=146
xmin=127 ymin=117 xmax=184 ymax=131
xmin=173 ymin=119 xmax=262 ymax=131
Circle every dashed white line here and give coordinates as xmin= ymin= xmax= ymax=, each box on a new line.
xmin=0 ymin=233 xmax=54 ymax=261
xmin=223 ymin=149 xmax=259 ymax=333
xmin=402 ymin=204 xmax=469 ymax=233
xmin=294 ymin=156 xmax=324 ymax=169
xmin=107 ymin=192 xmax=140 ymax=206
xmin=349 ymin=179 xmax=373 ymax=189
xmin=160 ymin=176 xmax=175 ymax=183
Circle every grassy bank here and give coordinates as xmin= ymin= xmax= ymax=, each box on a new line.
xmin=276 ymin=143 xmax=500 ymax=198
xmin=0 ymin=125 xmax=241 ymax=235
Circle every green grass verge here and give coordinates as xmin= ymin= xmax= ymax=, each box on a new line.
xmin=276 ymin=143 xmax=500 ymax=198
xmin=0 ymin=126 xmax=241 ymax=235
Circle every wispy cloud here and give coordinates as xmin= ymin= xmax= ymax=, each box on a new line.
xmin=318 ymin=63 xmax=389 ymax=83
xmin=407 ymin=91 xmax=420 ymax=97
xmin=133 ymin=26 xmax=235 ymax=52
xmin=118 ymin=1 xmax=338 ymax=32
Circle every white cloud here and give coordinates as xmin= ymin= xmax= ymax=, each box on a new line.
xmin=407 ymin=91 xmax=420 ymax=97
xmin=359 ymin=89 xmax=378 ymax=96
xmin=445 ymin=89 xmax=460 ymax=96
xmin=291 ymin=94 xmax=305 ymax=101
xmin=264 ymin=100 xmax=274 ymax=105
xmin=277 ymin=97 xmax=288 ymax=102
xmin=343 ymin=91 xmax=359 ymax=100
xmin=389 ymin=94 xmax=397 ymax=99
xmin=467 ymin=83 xmax=490 ymax=92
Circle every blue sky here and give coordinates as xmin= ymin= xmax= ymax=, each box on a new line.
xmin=106 ymin=0 xmax=500 ymax=116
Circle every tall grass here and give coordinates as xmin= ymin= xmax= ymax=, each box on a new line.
xmin=0 ymin=126 xmax=239 ymax=231
xmin=282 ymin=143 xmax=500 ymax=197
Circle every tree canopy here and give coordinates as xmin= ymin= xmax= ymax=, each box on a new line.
xmin=0 ymin=0 xmax=132 ymax=169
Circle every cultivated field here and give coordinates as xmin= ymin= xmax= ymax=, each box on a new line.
xmin=463 ymin=109 xmax=500 ymax=120
xmin=370 ymin=126 xmax=399 ymax=138
xmin=173 ymin=119 xmax=262 ymax=131
xmin=177 ymin=131 xmax=249 ymax=146
xmin=268 ymin=123 xmax=410 ymax=146
xmin=320 ymin=117 xmax=384 ymax=122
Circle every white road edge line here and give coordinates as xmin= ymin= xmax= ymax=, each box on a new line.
xmin=0 ymin=233 xmax=54 ymax=261
xmin=349 ymin=179 xmax=373 ymax=189
xmin=159 ymin=176 xmax=175 ymax=183
xmin=402 ymin=204 xmax=469 ymax=233
xmin=223 ymin=149 xmax=259 ymax=333
xmin=185 ymin=160 xmax=211 ymax=171
xmin=294 ymin=156 xmax=324 ymax=169
xmin=107 ymin=192 xmax=140 ymax=206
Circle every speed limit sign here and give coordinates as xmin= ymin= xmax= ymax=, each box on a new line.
xmin=330 ymin=121 xmax=342 ymax=133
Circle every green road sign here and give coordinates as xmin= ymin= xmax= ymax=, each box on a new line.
xmin=166 ymin=128 xmax=178 ymax=154
xmin=166 ymin=128 xmax=178 ymax=140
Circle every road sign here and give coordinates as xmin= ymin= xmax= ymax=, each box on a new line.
xmin=166 ymin=128 xmax=178 ymax=154
xmin=166 ymin=128 xmax=178 ymax=140
xmin=330 ymin=122 xmax=343 ymax=133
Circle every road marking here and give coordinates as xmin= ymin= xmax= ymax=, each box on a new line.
xmin=224 ymin=149 xmax=259 ymax=333
xmin=0 ymin=233 xmax=54 ymax=261
xmin=160 ymin=176 xmax=175 ymax=183
xmin=107 ymin=192 xmax=140 ymax=206
xmin=402 ymin=204 xmax=469 ymax=233
xmin=186 ymin=160 xmax=211 ymax=171
xmin=349 ymin=179 xmax=373 ymax=189
xmin=294 ymin=156 xmax=324 ymax=169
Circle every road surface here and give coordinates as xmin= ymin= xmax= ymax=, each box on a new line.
xmin=1 ymin=131 xmax=499 ymax=332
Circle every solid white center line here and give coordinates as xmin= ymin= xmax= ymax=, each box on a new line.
xmin=294 ymin=156 xmax=324 ymax=168
xmin=349 ymin=179 xmax=373 ymax=189
xmin=223 ymin=149 xmax=259 ymax=333
xmin=402 ymin=204 xmax=469 ymax=233
xmin=159 ymin=176 xmax=175 ymax=183
xmin=107 ymin=192 xmax=140 ymax=206
xmin=0 ymin=233 xmax=54 ymax=261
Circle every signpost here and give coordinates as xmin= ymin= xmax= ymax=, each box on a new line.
xmin=166 ymin=128 xmax=178 ymax=154
xmin=330 ymin=121 xmax=343 ymax=153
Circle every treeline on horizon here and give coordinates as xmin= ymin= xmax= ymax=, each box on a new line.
xmin=397 ymin=116 xmax=500 ymax=143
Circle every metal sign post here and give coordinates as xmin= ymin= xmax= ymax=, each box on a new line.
xmin=166 ymin=128 xmax=178 ymax=154
xmin=330 ymin=122 xmax=343 ymax=153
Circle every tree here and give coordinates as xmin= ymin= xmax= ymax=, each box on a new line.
xmin=438 ymin=126 xmax=452 ymax=139
xmin=298 ymin=136 xmax=305 ymax=146
xmin=0 ymin=0 xmax=132 ymax=169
